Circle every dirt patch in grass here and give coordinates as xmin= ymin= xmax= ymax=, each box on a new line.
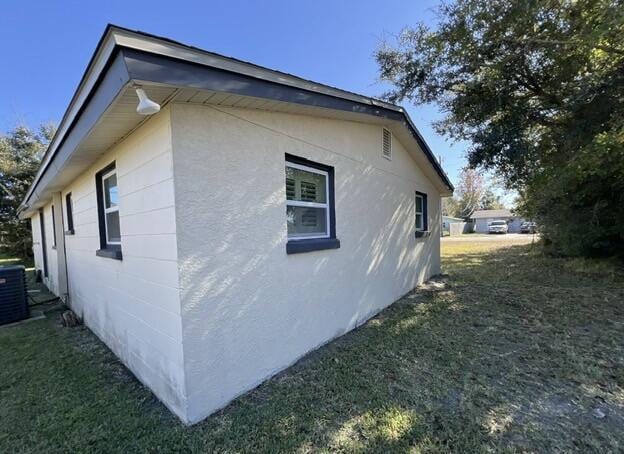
xmin=1 ymin=241 xmax=623 ymax=452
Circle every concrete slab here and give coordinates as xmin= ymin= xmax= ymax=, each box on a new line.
xmin=0 ymin=311 xmax=45 ymax=330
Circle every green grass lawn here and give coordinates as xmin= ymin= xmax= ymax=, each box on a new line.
xmin=1 ymin=241 xmax=623 ymax=452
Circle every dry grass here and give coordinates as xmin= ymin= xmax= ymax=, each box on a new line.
xmin=1 ymin=240 xmax=623 ymax=452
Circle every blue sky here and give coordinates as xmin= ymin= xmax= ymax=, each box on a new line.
xmin=0 ymin=0 xmax=470 ymax=186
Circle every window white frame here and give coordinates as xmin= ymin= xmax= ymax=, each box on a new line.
xmin=51 ymin=205 xmax=57 ymax=248
xmin=286 ymin=161 xmax=331 ymax=240
xmin=101 ymin=168 xmax=120 ymax=245
xmin=415 ymin=193 xmax=425 ymax=231
xmin=65 ymin=192 xmax=74 ymax=234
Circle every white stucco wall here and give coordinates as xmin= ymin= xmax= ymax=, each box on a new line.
xmin=170 ymin=104 xmax=442 ymax=423
xmin=35 ymin=108 xmax=187 ymax=418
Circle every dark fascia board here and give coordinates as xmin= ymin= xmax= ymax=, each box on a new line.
xmin=20 ymin=25 xmax=453 ymax=214
xmin=400 ymin=115 xmax=454 ymax=192
xmin=108 ymin=24 xmax=400 ymax=112
xmin=122 ymin=48 xmax=454 ymax=192
xmin=20 ymin=50 xmax=130 ymax=216
xmin=20 ymin=27 xmax=122 ymax=213
xmin=124 ymin=49 xmax=395 ymax=118
xmin=109 ymin=24 xmax=452 ymax=192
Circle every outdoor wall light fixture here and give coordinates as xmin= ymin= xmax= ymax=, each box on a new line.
xmin=135 ymin=87 xmax=161 ymax=115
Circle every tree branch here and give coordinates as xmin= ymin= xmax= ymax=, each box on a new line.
xmin=507 ymin=37 xmax=624 ymax=56
xmin=0 ymin=181 xmax=14 ymax=198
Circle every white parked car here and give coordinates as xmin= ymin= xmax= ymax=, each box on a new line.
xmin=488 ymin=220 xmax=508 ymax=234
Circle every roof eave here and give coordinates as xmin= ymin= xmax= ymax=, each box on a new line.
xmin=19 ymin=25 xmax=123 ymax=216
xmin=19 ymin=25 xmax=453 ymax=216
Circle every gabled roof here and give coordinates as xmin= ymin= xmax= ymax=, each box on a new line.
xmin=19 ymin=25 xmax=453 ymax=217
xmin=471 ymin=209 xmax=513 ymax=219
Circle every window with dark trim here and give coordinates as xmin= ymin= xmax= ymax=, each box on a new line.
xmin=95 ymin=162 xmax=122 ymax=260
xmin=285 ymin=154 xmax=340 ymax=254
xmin=39 ymin=208 xmax=48 ymax=277
xmin=415 ymin=191 xmax=428 ymax=237
xmin=51 ymin=205 xmax=57 ymax=248
xmin=65 ymin=193 xmax=74 ymax=235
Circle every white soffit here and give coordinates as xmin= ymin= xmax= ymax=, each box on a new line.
xmin=21 ymin=26 xmax=452 ymax=217
xmin=111 ymin=29 xmax=399 ymax=112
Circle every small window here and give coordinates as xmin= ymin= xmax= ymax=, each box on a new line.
xmin=286 ymin=163 xmax=329 ymax=239
xmin=382 ymin=128 xmax=392 ymax=159
xmin=65 ymin=193 xmax=74 ymax=234
xmin=95 ymin=162 xmax=122 ymax=259
xmin=102 ymin=170 xmax=120 ymax=244
xmin=415 ymin=191 xmax=428 ymax=232
xmin=51 ymin=205 xmax=57 ymax=248
xmin=285 ymin=154 xmax=340 ymax=254
xmin=39 ymin=208 xmax=48 ymax=277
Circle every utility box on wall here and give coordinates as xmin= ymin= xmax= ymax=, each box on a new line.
xmin=0 ymin=265 xmax=29 ymax=325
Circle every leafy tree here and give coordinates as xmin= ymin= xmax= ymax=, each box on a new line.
xmin=455 ymin=168 xmax=485 ymax=219
xmin=480 ymin=189 xmax=505 ymax=210
xmin=442 ymin=168 xmax=489 ymax=219
xmin=376 ymin=0 xmax=624 ymax=256
xmin=442 ymin=196 xmax=460 ymax=218
xmin=0 ymin=125 xmax=54 ymax=258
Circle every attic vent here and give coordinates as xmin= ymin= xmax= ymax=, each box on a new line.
xmin=382 ymin=128 xmax=392 ymax=159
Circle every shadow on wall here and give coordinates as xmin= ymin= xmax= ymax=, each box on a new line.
xmin=173 ymin=117 xmax=439 ymax=417
xmin=177 ymin=172 xmax=436 ymax=305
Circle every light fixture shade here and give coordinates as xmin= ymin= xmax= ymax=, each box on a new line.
xmin=135 ymin=88 xmax=161 ymax=115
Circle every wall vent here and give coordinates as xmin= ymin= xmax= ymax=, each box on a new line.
xmin=382 ymin=128 xmax=392 ymax=159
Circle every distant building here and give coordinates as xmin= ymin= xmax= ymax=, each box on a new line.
xmin=441 ymin=216 xmax=464 ymax=234
xmin=471 ymin=209 xmax=524 ymax=233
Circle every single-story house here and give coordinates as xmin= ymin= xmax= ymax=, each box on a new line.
xmin=471 ymin=209 xmax=524 ymax=233
xmin=19 ymin=25 xmax=453 ymax=424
